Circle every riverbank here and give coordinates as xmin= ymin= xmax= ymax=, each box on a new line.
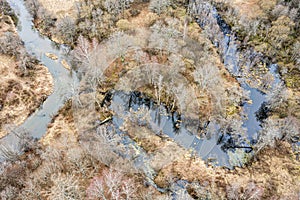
xmin=44 ymin=96 xmax=300 ymax=199
xmin=212 ymin=0 xmax=300 ymax=120
xmin=0 ymin=13 xmax=53 ymax=138
xmin=0 ymin=0 xmax=299 ymax=199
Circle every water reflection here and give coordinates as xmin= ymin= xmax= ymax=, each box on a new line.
xmin=110 ymin=91 xmax=231 ymax=168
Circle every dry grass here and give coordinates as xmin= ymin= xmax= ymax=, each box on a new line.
xmin=0 ymin=14 xmax=53 ymax=138
xmin=44 ymin=103 xmax=299 ymax=199
xmin=41 ymin=101 xmax=77 ymax=147
xmin=155 ymin=140 xmax=300 ymax=199
xmin=31 ymin=2 xmax=300 ymax=199
xmin=37 ymin=0 xmax=78 ymax=18
xmin=123 ymin=115 xmax=299 ymax=198
xmin=0 ymin=55 xmax=53 ymax=138
xmin=215 ymin=0 xmax=276 ymax=19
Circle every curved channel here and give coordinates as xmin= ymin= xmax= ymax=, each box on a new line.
xmin=108 ymin=1 xmax=283 ymax=168
xmin=1 ymin=0 xmax=283 ymax=168
xmin=0 ymin=0 xmax=76 ymax=160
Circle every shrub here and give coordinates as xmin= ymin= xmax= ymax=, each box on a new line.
xmin=44 ymin=173 xmax=83 ymax=200
xmin=0 ymin=32 xmax=22 ymax=56
xmin=54 ymin=17 xmax=77 ymax=45
xmin=149 ymin=0 xmax=171 ymax=15
xmin=116 ymin=19 xmax=132 ymax=31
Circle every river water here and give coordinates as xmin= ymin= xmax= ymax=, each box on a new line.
xmin=108 ymin=2 xmax=282 ymax=167
xmin=0 ymin=0 xmax=283 ymax=168
xmin=0 ymin=0 xmax=75 ymax=160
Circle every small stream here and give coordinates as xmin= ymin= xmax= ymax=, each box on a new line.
xmin=196 ymin=3 xmax=282 ymax=138
xmin=7 ymin=0 xmax=76 ymax=138
xmin=0 ymin=0 xmax=76 ymax=160
xmin=108 ymin=2 xmax=283 ymax=167
xmin=0 ymin=0 xmax=284 ymax=169
xmin=110 ymin=91 xmax=230 ymax=166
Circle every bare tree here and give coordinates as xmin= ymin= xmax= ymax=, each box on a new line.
xmin=106 ymin=31 xmax=135 ymax=60
xmin=65 ymin=146 xmax=93 ymax=178
xmin=288 ymin=8 xmax=299 ymax=21
xmin=268 ymin=16 xmax=295 ymax=49
xmin=18 ymin=178 xmax=43 ymax=200
xmin=149 ymin=0 xmax=171 ymax=16
xmin=0 ymin=0 xmax=16 ymax=18
xmin=193 ymin=62 xmax=221 ymax=91
xmin=183 ymin=16 xmax=192 ymax=40
xmin=88 ymin=177 xmax=107 ymax=200
xmin=255 ymin=118 xmax=282 ymax=152
xmin=226 ymin=181 xmax=263 ymax=200
xmin=0 ymin=185 xmax=18 ymax=200
xmin=104 ymin=0 xmax=133 ymax=18
xmin=280 ymin=116 xmax=299 ymax=142
xmin=148 ymin=21 xmax=182 ymax=55
xmin=154 ymin=74 xmax=164 ymax=105
xmin=0 ymin=144 xmax=22 ymax=162
xmin=0 ymin=126 xmax=33 ymax=161
xmin=80 ymin=126 xmax=124 ymax=166
xmin=170 ymin=82 xmax=189 ymax=113
xmin=0 ymin=31 xmax=22 ymax=56
xmin=128 ymin=105 xmax=152 ymax=126
xmin=292 ymin=41 xmax=300 ymax=65
xmin=265 ymin=81 xmax=288 ymax=110
xmin=44 ymin=173 xmax=83 ymax=200
xmin=73 ymin=35 xmax=107 ymax=84
xmin=87 ymin=168 xmax=137 ymax=200
xmin=271 ymin=4 xmax=289 ymax=18
xmin=54 ymin=17 xmax=77 ymax=45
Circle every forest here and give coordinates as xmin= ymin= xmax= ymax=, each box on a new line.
xmin=0 ymin=0 xmax=299 ymax=199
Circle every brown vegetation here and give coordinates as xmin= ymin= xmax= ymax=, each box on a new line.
xmin=0 ymin=15 xmax=53 ymax=138
xmin=155 ymin=140 xmax=300 ymax=199
xmin=0 ymin=55 xmax=53 ymax=138
xmin=212 ymin=0 xmax=300 ymax=120
xmin=0 ymin=0 xmax=299 ymax=199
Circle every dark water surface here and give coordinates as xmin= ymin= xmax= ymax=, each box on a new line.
xmin=110 ymin=91 xmax=231 ymax=167
xmin=108 ymin=2 xmax=283 ymax=167
xmin=0 ymin=0 xmax=283 ymax=168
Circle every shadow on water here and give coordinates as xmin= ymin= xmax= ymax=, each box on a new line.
xmin=194 ymin=2 xmax=282 ymax=145
xmin=107 ymin=3 xmax=284 ymax=168
xmin=109 ymin=90 xmax=231 ymax=168
xmin=0 ymin=0 xmax=284 ymax=169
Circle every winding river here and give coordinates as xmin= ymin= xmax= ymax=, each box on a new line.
xmin=0 ymin=0 xmax=283 ymax=168
xmin=107 ymin=3 xmax=282 ymax=168
xmin=0 ymin=0 xmax=75 ymax=160
xmin=108 ymin=2 xmax=282 ymax=167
